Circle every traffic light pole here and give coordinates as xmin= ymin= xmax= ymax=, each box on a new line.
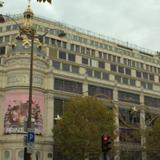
xmin=103 ymin=152 xmax=107 ymax=160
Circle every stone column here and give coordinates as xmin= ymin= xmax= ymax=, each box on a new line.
xmin=82 ymin=77 xmax=88 ymax=96
xmin=140 ymin=91 xmax=147 ymax=160
xmin=113 ymin=86 xmax=120 ymax=160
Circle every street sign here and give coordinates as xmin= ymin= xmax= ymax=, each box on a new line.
xmin=27 ymin=131 xmax=35 ymax=143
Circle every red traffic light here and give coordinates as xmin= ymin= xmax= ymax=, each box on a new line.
xmin=101 ymin=135 xmax=111 ymax=152
xmin=102 ymin=135 xmax=110 ymax=143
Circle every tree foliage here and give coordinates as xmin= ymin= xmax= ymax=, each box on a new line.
xmin=37 ymin=0 xmax=52 ymax=4
xmin=145 ymin=118 xmax=160 ymax=160
xmin=53 ymin=96 xmax=116 ymax=160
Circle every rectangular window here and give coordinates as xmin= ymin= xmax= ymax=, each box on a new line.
xmin=86 ymin=69 xmax=92 ymax=77
xmin=94 ymin=71 xmax=101 ymax=79
xmin=70 ymin=44 xmax=74 ymax=51
xmin=0 ymin=37 xmax=3 ymax=43
xmin=144 ymin=96 xmax=160 ymax=108
xmin=57 ymin=40 xmax=61 ymax=48
xmin=91 ymin=59 xmax=98 ymax=67
xmin=54 ymin=78 xmax=82 ymax=94
xmin=118 ymin=66 xmax=124 ymax=73
xmin=68 ymin=54 xmax=75 ymax=62
xmin=115 ymin=75 xmax=121 ymax=83
xmin=88 ymin=85 xmax=113 ymax=99
xmin=81 ymin=47 xmax=85 ymax=54
xmin=136 ymin=71 xmax=141 ymax=78
xmin=59 ymin=51 xmax=66 ymax=59
xmin=0 ymin=47 xmax=5 ymax=55
xmin=54 ymin=98 xmax=65 ymax=117
xmin=99 ymin=61 xmax=105 ymax=69
xmin=126 ymin=68 xmax=131 ymax=75
xmin=111 ymin=64 xmax=117 ymax=72
xmin=76 ymin=45 xmax=80 ymax=52
xmin=62 ymin=41 xmax=67 ymax=49
xmin=143 ymin=72 xmax=148 ymax=80
xmin=118 ymin=91 xmax=140 ymax=104
xmin=130 ymin=79 xmax=136 ymax=86
xmin=62 ymin=63 xmax=70 ymax=71
xmin=72 ymin=65 xmax=79 ymax=74
xmin=82 ymin=57 xmax=88 ymax=65
xmin=52 ymin=61 xmax=60 ymax=69
xmin=149 ymin=74 xmax=154 ymax=81
xmin=102 ymin=73 xmax=109 ymax=80
xmin=51 ymin=38 xmax=56 ymax=45
xmin=122 ymin=77 xmax=128 ymax=85
xmin=45 ymin=37 xmax=50 ymax=44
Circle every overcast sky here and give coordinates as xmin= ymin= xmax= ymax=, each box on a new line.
xmin=1 ymin=0 xmax=160 ymax=52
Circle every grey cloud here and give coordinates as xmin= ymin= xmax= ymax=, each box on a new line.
xmin=2 ymin=0 xmax=160 ymax=51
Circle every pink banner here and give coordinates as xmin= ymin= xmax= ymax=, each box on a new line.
xmin=4 ymin=91 xmax=44 ymax=134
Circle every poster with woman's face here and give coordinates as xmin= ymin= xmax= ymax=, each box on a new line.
xmin=4 ymin=91 xmax=44 ymax=134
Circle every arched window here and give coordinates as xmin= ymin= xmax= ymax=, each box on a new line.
xmin=18 ymin=150 xmax=23 ymax=160
xmin=48 ymin=153 xmax=53 ymax=160
xmin=4 ymin=150 xmax=10 ymax=160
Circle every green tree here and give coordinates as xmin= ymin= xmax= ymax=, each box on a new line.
xmin=145 ymin=118 xmax=160 ymax=160
xmin=53 ymin=96 xmax=116 ymax=160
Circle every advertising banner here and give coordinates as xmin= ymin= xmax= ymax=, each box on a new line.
xmin=4 ymin=91 xmax=44 ymax=134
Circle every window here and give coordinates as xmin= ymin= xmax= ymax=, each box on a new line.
xmin=71 ymin=44 xmax=75 ymax=51
xmin=59 ymin=51 xmax=66 ymax=59
xmin=62 ymin=63 xmax=70 ymax=71
xmin=76 ymin=45 xmax=80 ymax=52
xmin=62 ymin=41 xmax=66 ymax=49
xmin=136 ymin=71 xmax=141 ymax=78
xmin=0 ymin=37 xmax=3 ymax=43
xmin=4 ymin=151 xmax=10 ymax=160
xmin=126 ymin=68 xmax=131 ymax=75
xmin=149 ymin=74 xmax=154 ymax=81
xmin=52 ymin=61 xmax=60 ymax=69
xmin=0 ymin=46 xmax=5 ymax=55
xmin=51 ymin=38 xmax=56 ymax=45
xmin=110 ymin=64 xmax=117 ymax=72
xmin=45 ymin=37 xmax=50 ymax=44
xmin=118 ymin=91 xmax=140 ymax=104
xmin=86 ymin=69 xmax=92 ymax=77
xmin=118 ymin=66 xmax=124 ymax=73
xmin=91 ymin=59 xmax=98 ymax=67
xmin=57 ymin=40 xmax=61 ymax=48
xmin=54 ymin=78 xmax=82 ymax=94
xmin=86 ymin=48 xmax=90 ymax=55
xmin=72 ymin=65 xmax=79 ymax=73
xmin=18 ymin=150 xmax=23 ymax=160
xmin=144 ymin=96 xmax=160 ymax=108
xmin=5 ymin=36 xmax=9 ymax=43
xmin=130 ymin=79 xmax=136 ymax=86
xmin=54 ymin=98 xmax=65 ymax=117
xmin=115 ymin=75 xmax=121 ymax=83
xmin=94 ymin=71 xmax=101 ymax=79
xmin=102 ymin=73 xmax=109 ymax=80
xmin=143 ymin=72 xmax=148 ymax=80
xmin=81 ymin=47 xmax=85 ymax=54
xmin=88 ymin=85 xmax=113 ymax=99
xmin=99 ymin=61 xmax=105 ymax=69
xmin=122 ymin=77 xmax=128 ymax=85
xmin=68 ymin=54 xmax=75 ymax=62
xmin=82 ymin=57 xmax=88 ymax=65
xmin=6 ymin=25 xmax=11 ymax=31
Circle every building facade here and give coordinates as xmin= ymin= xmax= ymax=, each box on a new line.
xmin=0 ymin=7 xmax=160 ymax=160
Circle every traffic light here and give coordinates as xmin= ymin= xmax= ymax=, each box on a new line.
xmin=101 ymin=135 xmax=112 ymax=152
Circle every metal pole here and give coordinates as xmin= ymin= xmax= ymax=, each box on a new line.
xmin=27 ymin=32 xmax=34 ymax=160
xmin=103 ymin=152 xmax=107 ymax=160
